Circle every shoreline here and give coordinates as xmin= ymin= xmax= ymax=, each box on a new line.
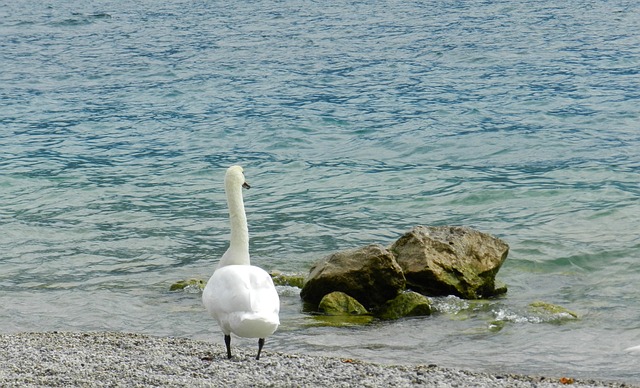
xmin=0 ymin=331 xmax=635 ymax=387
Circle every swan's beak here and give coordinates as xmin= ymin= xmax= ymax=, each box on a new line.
xmin=242 ymin=182 xmax=251 ymax=189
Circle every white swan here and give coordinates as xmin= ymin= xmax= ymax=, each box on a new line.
xmin=625 ymin=344 xmax=640 ymax=353
xmin=202 ymin=165 xmax=280 ymax=360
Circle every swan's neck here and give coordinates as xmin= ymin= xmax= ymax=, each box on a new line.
xmin=221 ymin=182 xmax=250 ymax=266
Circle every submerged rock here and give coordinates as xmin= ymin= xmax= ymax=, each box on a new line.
xmin=376 ymin=291 xmax=433 ymax=320
xmin=528 ymin=301 xmax=578 ymax=320
xmin=270 ymin=271 xmax=305 ymax=288
xmin=308 ymin=314 xmax=375 ymax=327
xmin=390 ymin=226 xmax=509 ymax=299
xmin=169 ymin=278 xmax=205 ymax=292
xmin=319 ymin=291 xmax=369 ymax=315
xmin=300 ymin=244 xmax=406 ymax=309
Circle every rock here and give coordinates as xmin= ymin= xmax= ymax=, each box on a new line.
xmin=319 ymin=292 xmax=369 ymax=315
xmin=376 ymin=291 xmax=432 ymax=320
xmin=390 ymin=226 xmax=509 ymax=299
xmin=169 ymin=278 xmax=205 ymax=292
xmin=488 ymin=320 xmax=506 ymax=332
xmin=300 ymin=244 xmax=406 ymax=309
xmin=528 ymin=301 xmax=578 ymax=320
xmin=270 ymin=271 xmax=305 ymax=288
xmin=493 ymin=281 xmax=508 ymax=296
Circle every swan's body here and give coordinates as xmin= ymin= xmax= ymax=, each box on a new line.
xmin=203 ymin=265 xmax=279 ymax=338
xmin=202 ymin=166 xmax=280 ymax=360
xmin=625 ymin=344 xmax=640 ymax=353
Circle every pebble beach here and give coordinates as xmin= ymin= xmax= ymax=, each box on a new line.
xmin=0 ymin=332 xmax=634 ymax=388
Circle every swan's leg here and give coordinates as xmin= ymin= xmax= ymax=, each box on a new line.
xmin=256 ymin=338 xmax=265 ymax=360
xmin=224 ymin=335 xmax=232 ymax=359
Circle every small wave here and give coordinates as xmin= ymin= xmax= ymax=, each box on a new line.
xmin=493 ymin=303 xmax=578 ymax=325
xmin=430 ymin=295 xmax=471 ymax=314
xmin=493 ymin=308 xmax=545 ymax=324
xmin=276 ymin=285 xmax=302 ymax=298
xmin=432 ymin=296 xmax=577 ymax=325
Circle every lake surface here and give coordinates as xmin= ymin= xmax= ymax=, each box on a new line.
xmin=1 ymin=0 xmax=639 ymax=383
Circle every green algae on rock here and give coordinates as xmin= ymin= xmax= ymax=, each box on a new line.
xmin=270 ymin=271 xmax=305 ymax=288
xmin=169 ymin=278 xmax=206 ymax=292
xmin=528 ymin=301 xmax=578 ymax=320
xmin=308 ymin=314 xmax=374 ymax=327
xmin=376 ymin=291 xmax=433 ymax=320
xmin=319 ymin=291 xmax=369 ymax=316
xmin=301 ymin=244 xmax=406 ymax=309
xmin=390 ymin=226 xmax=509 ymax=299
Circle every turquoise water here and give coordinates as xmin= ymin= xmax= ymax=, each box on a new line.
xmin=2 ymin=0 xmax=639 ymax=382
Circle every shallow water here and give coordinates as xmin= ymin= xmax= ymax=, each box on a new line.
xmin=1 ymin=0 xmax=639 ymax=383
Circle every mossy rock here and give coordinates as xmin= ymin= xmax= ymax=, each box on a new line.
xmin=488 ymin=320 xmax=506 ymax=332
xmin=390 ymin=226 xmax=509 ymax=299
xmin=493 ymin=281 xmax=508 ymax=296
xmin=376 ymin=291 xmax=433 ymax=320
xmin=170 ymin=278 xmax=206 ymax=292
xmin=529 ymin=301 xmax=578 ymax=319
xmin=270 ymin=271 xmax=305 ymax=288
xmin=319 ymin=291 xmax=369 ymax=315
xmin=300 ymin=244 xmax=405 ymax=309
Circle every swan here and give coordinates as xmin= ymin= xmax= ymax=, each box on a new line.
xmin=625 ymin=344 xmax=640 ymax=353
xmin=202 ymin=165 xmax=280 ymax=360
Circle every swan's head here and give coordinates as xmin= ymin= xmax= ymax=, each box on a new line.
xmin=225 ymin=165 xmax=251 ymax=189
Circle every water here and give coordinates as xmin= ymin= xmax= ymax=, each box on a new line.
xmin=1 ymin=0 xmax=639 ymax=383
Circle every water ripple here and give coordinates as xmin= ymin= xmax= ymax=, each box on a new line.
xmin=1 ymin=0 xmax=639 ymax=382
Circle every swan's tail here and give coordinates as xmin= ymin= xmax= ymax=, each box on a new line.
xmin=625 ymin=344 xmax=640 ymax=352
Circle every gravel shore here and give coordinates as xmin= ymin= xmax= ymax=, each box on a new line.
xmin=0 ymin=332 xmax=634 ymax=387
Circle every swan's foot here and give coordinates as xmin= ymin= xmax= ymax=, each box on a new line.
xmin=256 ymin=338 xmax=265 ymax=360
xmin=224 ymin=335 xmax=232 ymax=359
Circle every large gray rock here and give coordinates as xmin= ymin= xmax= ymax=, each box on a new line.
xmin=390 ymin=226 xmax=509 ymax=299
xmin=301 ymin=244 xmax=406 ymax=308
